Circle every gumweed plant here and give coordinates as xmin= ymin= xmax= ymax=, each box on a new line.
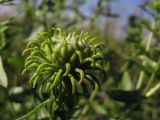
xmin=17 ymin=28 xmax=104 ymax=120
xmin=104 ymin=0 xmax=160 ymax=119
xmin=13 ymin=0 xmax=160 ymax=119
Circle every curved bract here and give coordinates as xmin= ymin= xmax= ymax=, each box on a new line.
xmin=22 ymin=28 xmax=104 ymax=118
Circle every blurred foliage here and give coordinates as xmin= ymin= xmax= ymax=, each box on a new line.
xmin=0 ymin=0 xmax=160 ymax=120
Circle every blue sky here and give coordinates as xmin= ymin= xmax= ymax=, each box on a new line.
xmin=81 ymin=0 xmax=143 ymax=17
xmin=111 ymin=0 xmax=150 ymax=38
xmin=0 ymin=0 xmax=147 ymax=38
xmin=80 ymin=0 xmax=145 ymax=38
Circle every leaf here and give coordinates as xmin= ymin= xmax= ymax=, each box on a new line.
xmin=16 ymin=99 xmax=49 ymax=120
xmin=108 ymin=89 xmax=143 ymax=103
xmin=119 ymin=71 xmax=133 ymax=91
xmin=9 ymin=88 xmax=32 ymax=103
xmin=128 ymin=55 xmax=157 ymax=74
xmin=138 ymin=55 xmax=157 ymax=69
xmin=8 ymin=56 xmax=24 ymax=69
xmin=0 ymin=56 xmax=8 ymax=87
xmin=0 ymin=0 xmax=14 ymax=4
xmin=0 ymin=26 xmax=9 ymax=33
xmin=91 ymin=100 xmax=107 ymax=115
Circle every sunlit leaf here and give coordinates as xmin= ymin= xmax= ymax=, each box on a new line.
xmin=91 ymin=100 xmax=107 ymax=115
xmin=119 ymin=71 xmax=133 ymax=91
xmin=0 ymin=56 xmax=8 ymax=87
xmin=9 ymin=87 xmax=32 ymax=103
xmin=128 ymin=55 xmax=157 ymax=74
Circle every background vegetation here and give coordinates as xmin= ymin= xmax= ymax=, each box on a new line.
xmin=0 ymin=0 xmax=160 ymax=120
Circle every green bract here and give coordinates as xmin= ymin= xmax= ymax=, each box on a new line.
xmin=22 ymin=28 xmax=104 ymax=118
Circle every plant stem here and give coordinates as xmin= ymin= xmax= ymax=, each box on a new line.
xmin=145 ymin=81 xmax=160 ymax=97
xmin=136 ymin=21 xmax=156 ymax=89
xmin=16 ymin=99 xmax=49 ymax=120
xmin=146 ymin=23 xmax=155 ymax=51
xmin=143 ymin=57 xmax=160 ymax=95
xmin=81 ymin=83 xmax=98 ymax=115
xmin=136 ymin=71 xmax=145 ymax=89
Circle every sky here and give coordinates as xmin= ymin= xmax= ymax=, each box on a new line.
xmin=113 ymin=0 xmax=144 ymax=38
xmin=0 ymin=0 xmax=145 ymax=24
xmin=81 ymin=0 xmax=144 ymax=17
xmin=0 ymin=0 xmax=149 ymax=38
xmin=79 ymin=0 xmax=145 ymax=38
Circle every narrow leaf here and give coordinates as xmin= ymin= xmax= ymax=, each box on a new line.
xmin=108 ymin=89 xmax=143 ymax=103
xmin=0 ymin=56 xmax=8 ymax=87
xmin=119 ymin=71 xmax=133 ymax=90
xmin=91 ymin=101 xmax=107 ymax=115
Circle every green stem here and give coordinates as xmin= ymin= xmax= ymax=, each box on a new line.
xmin=136 ymin=21 xmax=156 ymax=89
xmin=145 ymin=81 xmax=160 ymax=97
xmin=136 ymin=71 xmax=145 ymax=89
xmin=16 ymin=99 xmax=49 ymax=120
xmin=143 ymin=57 xmax=160 ymax=95
xmin=146 ymin=23 xmax=155 ymax=51
xmin=81 ymin=83 xmax=98 ymax=115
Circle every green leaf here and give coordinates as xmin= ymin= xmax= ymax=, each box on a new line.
xmin=128 ymin=55 xmax=157 ymax=74
xmin=149 ymin=0 xmax=160 ymax=13
xmin=0 ymin=26 xmax=9 ymax=33
xmin=119 ymin=71 xmax=133 ymax=91
xmin=108 ymin=89 xmax=143 ymax=103
xmin=0 ymin=56 xmax=8 ymax=87
xmin=8 ymin=56 xmax=24 ymax=69
xmin=0 ymin=0 xmax=14 ymax=3
xmin=91 ymin=100 xmax=107 ymax=115
xmin=16 ymin=99 xmax=49 ymax=120
xmin=138 ymin=55 xmax=157 ymax=69
xmin=9 ymin=87 xmax=32 ymax=103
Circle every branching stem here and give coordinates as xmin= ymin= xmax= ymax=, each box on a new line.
xmin=81 ymin=83 xmax=98 ymax=115
xmin=144 ymin=57 xmax=160 ymax=96
xmin=146 ymin=81 xmax=160 ymax=97
xmin=16 ymin=99 xmax=49 ymax=120
xmin=136 ymin=21 xmax=156 ymax=89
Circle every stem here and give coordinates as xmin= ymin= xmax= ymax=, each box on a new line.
xmin=136 ymin=21 xmax=156 ymax=89
xmin=136 ymin=71 xmax=145 ymax=89
xmin=143 ymin=57 xmax=160 ymax=94
xmin=16 ymin=99 xmax=49 ymax=120
xmin=81 ymin=83 xmax=98 ymax=115
xmin=146 ymin=23 xmax=155 ymax=51
xmin=145 ymin=82 xmax=160 ymax=97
